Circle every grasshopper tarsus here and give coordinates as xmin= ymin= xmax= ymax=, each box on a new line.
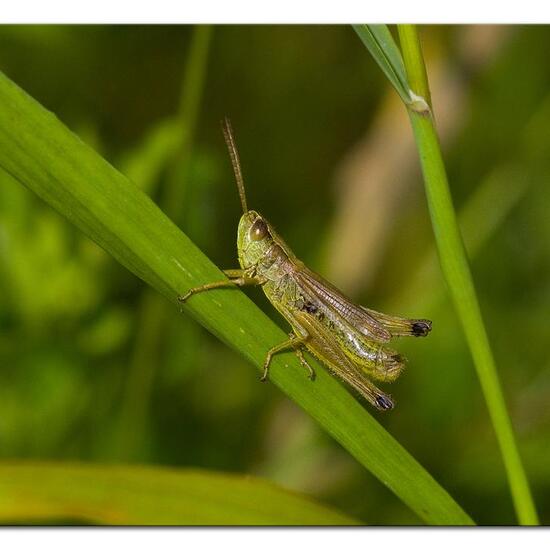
xmin=178 ymin=291 xmax=192 ymax=304
xmin=178 ymin=283 xmax=218 ymax=304
xmin=295 ymin=345 xmax=316 ymax=380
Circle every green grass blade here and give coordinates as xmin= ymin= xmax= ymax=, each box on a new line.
xmin=0 ymin=462 xmax=359 ymax=525
xmin=0 ymin=70 xmax=473 ymax=525
xmin=394 ymin=25 xmax=538 ymax=525
xmin=353 ymin=25 xmax=411 ymax=105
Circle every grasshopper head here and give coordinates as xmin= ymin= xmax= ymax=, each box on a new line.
xmin=237 ymin=210 xmax=274 ymax=269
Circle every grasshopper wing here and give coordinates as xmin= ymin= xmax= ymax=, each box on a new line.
xmin=361 ymin=307 xmax=432 ymax=337
xmin=295 ymin=265 xmax=392 ymax=342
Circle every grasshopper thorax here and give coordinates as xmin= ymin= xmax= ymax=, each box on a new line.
xmin=237 ymin=210 xmax=276 ymax=270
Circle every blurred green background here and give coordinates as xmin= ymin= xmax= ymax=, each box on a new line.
xmin=0 ymin=25 xmax=548 ymax=525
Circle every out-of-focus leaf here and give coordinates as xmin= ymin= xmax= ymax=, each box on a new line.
xmin=118 ymin=118 xmax=181 ymax=194
xmin=0 ymin=462 xmax=359 ymax=525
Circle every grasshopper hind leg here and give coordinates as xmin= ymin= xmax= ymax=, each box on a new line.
xmin=353 ymin=377 xmax=395 ymax=411
xmin=311 ymin=342 xmax=396 ymax=410
xmin=330 ymin=362 xmax=395 ymax=411
xmin=374 ymin=394 xmax=394 ymax=410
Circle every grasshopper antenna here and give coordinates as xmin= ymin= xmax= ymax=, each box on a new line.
xmin=221 ymin=116 xmax=248 ymax=214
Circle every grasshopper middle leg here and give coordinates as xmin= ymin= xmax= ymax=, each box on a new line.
xmin=261 ymin=332 xmax=314 ymax=382
xmin=294 ymin=345 xmax=316 ymax=381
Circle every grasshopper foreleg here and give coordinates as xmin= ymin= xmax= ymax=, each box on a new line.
xmin=178 ymin=269 xmax=262 ymax=303
xmin=261 ymin=332 xmax=313 ymax=382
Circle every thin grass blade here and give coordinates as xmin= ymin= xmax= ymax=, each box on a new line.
xmin=396 ymin=25 xmax=537 ymax=525
xmin=353 ymin=24 xmax=411 ymax=105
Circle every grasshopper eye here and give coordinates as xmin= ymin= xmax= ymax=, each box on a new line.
xmin=250 ymin=219 xmax=268 ymax=241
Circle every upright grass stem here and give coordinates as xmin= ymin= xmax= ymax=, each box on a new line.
xmin=397 ymin=25 xmax=538 ymax=525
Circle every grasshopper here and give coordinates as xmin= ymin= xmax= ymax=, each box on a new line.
xmin=179 ymin=118 xmax=432 ymax=411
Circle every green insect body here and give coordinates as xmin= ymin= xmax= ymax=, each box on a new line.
xmin=179 ymin=118 xmax=432 ymax=411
